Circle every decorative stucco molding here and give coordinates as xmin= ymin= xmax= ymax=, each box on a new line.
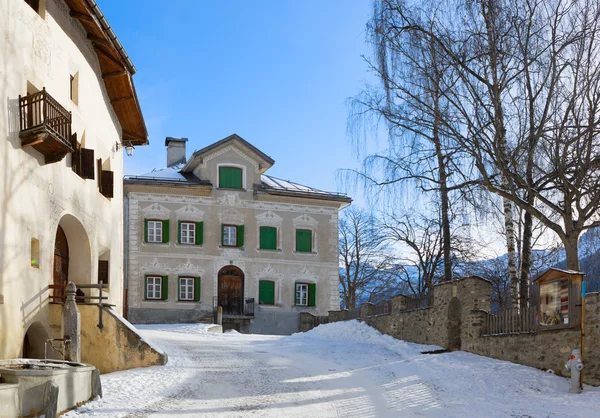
xmin=216 ymin=192 xmax=243 ymax=207
xmin=175 ymin=205 xmax=204 ymax=221
xmin=219 ymin=207 xmax=244 ymax=224
xmin=139 ymin=257 xmax=171 ymax=274
xmin=293 ymin=214 xmax=318 ymax=229
xmin=255 ymin=264 xmax=284 ymax=281
xmin=292 ymin=265 xmax=320 ymax=283
xmin=172 ymin=259 xmax=205 ymax=277
xmin=141 ymin=203 xmax=170 ymax=218
xmin=256 ymin=210 xmax=283 ymax=227
xmin=199 ymin=145 xmax=260 ymax=172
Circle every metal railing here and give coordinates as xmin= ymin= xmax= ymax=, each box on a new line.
xmin=484 ymin=305 xmax=538 ymax=335
xmin=19 ymin=88 xmax=72 ymax=148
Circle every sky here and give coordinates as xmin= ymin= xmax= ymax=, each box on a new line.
xmin=99 ymin=0 xmax=377 ymax=202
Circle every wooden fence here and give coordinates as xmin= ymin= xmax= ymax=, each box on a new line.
xmin=404 ymin=292 xmax=434 ymax=311
xmin=484 ymin=305 xmax=538 ymax=335
xmin=370 ymin=300 xmax=392 ymax=316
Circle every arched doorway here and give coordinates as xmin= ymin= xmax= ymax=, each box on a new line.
xmin=53 ymin=225 xmax=69 ymax=300
xmin=218 ymin=266 xmax=244 ymax=315
xmin=447 ymin=297 xmax=462 ymax=351
xmin=22 ymin=322 xmax=49 ymax=359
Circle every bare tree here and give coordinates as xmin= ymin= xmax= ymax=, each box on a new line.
xmin=338 ymin=208 xmax=395 ymax=309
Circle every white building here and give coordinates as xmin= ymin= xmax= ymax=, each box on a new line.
xmin=0 ymin=0 xmax=148 ymax=360
xmin=124 ymin=135 xmax=351 ymax=334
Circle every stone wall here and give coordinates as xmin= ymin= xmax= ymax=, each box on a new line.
xmin=320 ymin=277 xmax=600 ymax=386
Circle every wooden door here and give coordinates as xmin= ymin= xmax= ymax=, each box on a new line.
xmin=53 ymin=226 xmax=69 ymax=300
xmin=218 ymin=266 xmax=244 ymax=315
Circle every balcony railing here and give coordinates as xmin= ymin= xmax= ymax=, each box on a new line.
xmin=19 ymin=88 xmax=73 ymax=164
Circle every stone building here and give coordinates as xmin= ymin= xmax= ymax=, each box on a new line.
xmin=124 ymin=134 xmax=351 ymax=334
xmin=0 ymin=0 xmax=148 ymax=360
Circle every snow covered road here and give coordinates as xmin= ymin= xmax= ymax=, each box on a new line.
xmin=66 ymin=321 xmax=600 ymax=417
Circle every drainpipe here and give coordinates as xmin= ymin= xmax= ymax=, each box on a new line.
xmin=123 ymin=190 xmax=129 ymax=319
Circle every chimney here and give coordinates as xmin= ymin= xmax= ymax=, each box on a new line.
xmin=165 ymin=137 xmax=188 ymax=167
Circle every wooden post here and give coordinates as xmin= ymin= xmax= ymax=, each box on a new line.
xmin=217 ymin=306 xmax=223 ymax=326
xmin=62 ymin=282 xmax=81 ymax=362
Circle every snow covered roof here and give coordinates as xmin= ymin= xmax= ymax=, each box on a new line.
xmin=533 ymin=267 xmax=585 ymax=283
xmin=259 ymin=175 xmax=351 ymax=203
xmin=124 ymin=164 xmax=208 ymax=185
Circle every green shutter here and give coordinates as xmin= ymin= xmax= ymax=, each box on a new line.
xmin=194 ymin=277 xmax=201 ymax=302
xmin=177 ymin=221 xmax=182 ymax=244
xmin=219 ymin=167 xmax=243 ymax=189
xmin=308 ymin=283 xmax=316 ymax=307
xmin=237 ymin=225 xmax=244 ymax=247
xmin=161 ymin=276 xmax=169 ymax=300
xmin=144 ymin=276 xmax=148 ymax=300
xmin=296 ymin=229 xmax=312 ymax=252
xmin=196 ymin=222 xmax=203 ymax=245
xmin=259 ymin=281 xmax=275 ymax=305
xmin=162 ymin=220 xmax=170 ymax=243
xmin=144 ymin=220 xmax=149 ymax=242
xmin=260 ymin=226 xmax=277 ymax=250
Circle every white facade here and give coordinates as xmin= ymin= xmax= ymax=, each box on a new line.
xmin=0 ymin=0 xmax=147 ymax=359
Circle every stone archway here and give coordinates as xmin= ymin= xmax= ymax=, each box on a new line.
xmin=22 ymin=322 xmax=49 ymax=359
xmin=54 ymin=214 xmax=92 ymax=290
xmin=218 ymin=266 xmax=244 ymax=315
xmin=447 ymin=297 xmax=462 ymax=351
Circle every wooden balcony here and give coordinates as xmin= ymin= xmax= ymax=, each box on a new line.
xmin=19 ymin=88 xmax=73 ymax=164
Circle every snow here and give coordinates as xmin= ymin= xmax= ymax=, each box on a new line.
xmin=64 ymin=321 xmax=600 ymax=417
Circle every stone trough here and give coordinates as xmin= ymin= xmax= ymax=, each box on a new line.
xmin=0 ymin=358 xmax=100 ymax=417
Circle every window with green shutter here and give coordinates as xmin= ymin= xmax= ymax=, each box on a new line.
xmin=308 ymin=283 xmax=316 ymax=307
xmin=296 ymin=229 xmax=312 ymax=252
xmin=259 ymin=226 xmax=277 ymax=250
xmin=222 ymin=224 xmax=244 ymax=247
xmin=194 ymin=277 xmax=201 ymax=302
xmin=259 ymin=280 xmax=275 ymax=305
xmin=161 ymin=275 xmax=169 ymax=300
xmin=219 ymin=167 xmax=243 ymax=189
xmin=195 ymin=222 xmax=204 ymax=245
xmin=162 ymin=220 xmax=170 ymax=243
xmin=145 ymin=275 xmax=163 ymax=300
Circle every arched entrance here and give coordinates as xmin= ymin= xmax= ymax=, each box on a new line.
xmin=447 ymin=297 xmax=462 ymax=351
xmin=53 ymin=225 xmax=69 ymax=300
xmin=22 ymin=322 xmax=49 ymax=359
xmin=218 ymin=266 xmax=244 ymax=315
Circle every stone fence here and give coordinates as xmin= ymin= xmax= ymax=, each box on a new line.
xmin=303 ymin=276 xmax=600 ymax=386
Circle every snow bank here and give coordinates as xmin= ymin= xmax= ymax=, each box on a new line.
xmin=292 ymin=321 xmax=442 ymax=357
xmin=136 ymin=323 xmax=215 ymax=335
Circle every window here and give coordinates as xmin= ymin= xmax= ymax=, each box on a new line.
xmin=70 ymin=72 xmax=79 ymax=105
xmin=296 ymin=229 xmax=312 ymax=253
xmin=219 ymin=166 xmax=243 ymax=189
xmin=222 ymin=224 xmax=244 ymax=247
xmin=146 ymin=276 xmax=162 ymax=300
xmin=98 ymin=158 xmax=114 ymax=198
xmin=98 ymin=260 xmax=109 ymax=286
xmin=31 ymin=238 xmax=40 ymax=268
xmin=259 ymin=226 xmax=277 ymax=250
xmin=179 ymin=277 xmax=194 ymax=301
xmin=259 ymin=280 xmax=275 ymax=305
xmin=147 ymin=221 xmax=163 ymax=243
xmin=180 ymin=222 xmax=195 ymax=245
xmin=24 ymin=0 xmax=42 ymax=16
xmin=178 ymin=277 xmax=201 ymax=302
xmin=539 ymin=279 xmax=570 ymax=326
xmin=295 ymin=282 xmax=316 ymax=307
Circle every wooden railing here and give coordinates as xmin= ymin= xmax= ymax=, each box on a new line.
xmin=49 ymin=282 xmax=109 ymax=305
xmin=404 ymin=292 xmax=434 ymax=311
xmin=19 ymin=88 xmax=72 ymax=148
xmin=484 ymin=305 xmax=538 ymax=335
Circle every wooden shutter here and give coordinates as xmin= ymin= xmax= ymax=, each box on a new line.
xmin=161 ymin=276 xmax=169 ymax=300
xmin=100 ymin=170 xmax=114 ymax=198
xmin=81 ymin=148 xmax=95 ymax=179
xmin=259 ymin=281 xmax=275 ymax=305
xmin=237 ymin=225 xmax=244 ymax=247
xmin=144 ymin=276 xmax=148 ymax=300
xmin=260 ymin=227 xmax=276 ymax=250
xmin=162 ymin=220 xmax=170 ymax=243
xmin=144 ymin=219 xmax=149 ymax=242
xmin=296 ymin=230 xmax=312 ymax=252
xmin=71 ymin=133 xmax=80 ymax=175
xmin=219 ymin=167 xmax=242 ymax=189
xmin=98 ymin=260 xmax=109 ymax=286
xmin=177 ymin=221 xmax=182 ymax=244
xmin=194 ymin=277 xmax=201 ymax=302
xmin=195 ymin=222 xmax=203 ymax=245
xmin=308 ymin=283 xmax=316 ymax=307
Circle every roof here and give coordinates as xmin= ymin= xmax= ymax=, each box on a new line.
xmin=184 ymin=134 xmax=275 ymax=170
xmin=533 ymin=267 xmax=585 ymax=283
xmin=64 ymin=0 xmax=148 ymax=146
xmin=258 ymin=175 xmax=352 ymax=203
xmin=124 ymin=164 xmax=210 ymax=186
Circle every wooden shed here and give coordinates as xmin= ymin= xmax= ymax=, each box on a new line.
xmin=533 ymin=268 xmax=584 ymax=329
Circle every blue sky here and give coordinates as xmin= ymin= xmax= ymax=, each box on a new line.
xmin=100 ymin=1 xmax=377 ymax=201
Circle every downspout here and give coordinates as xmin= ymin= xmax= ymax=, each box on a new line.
xmin=123 ymin=189 xmax=129 ymax=319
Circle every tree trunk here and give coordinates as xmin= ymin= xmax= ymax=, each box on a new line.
xmin=503 ymin=197 xmax=519 ymax=308
xmin=519 ymin=209 xmax=532 ymax=308
xmin=564 ymin=235 xmax=580 ymax=271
